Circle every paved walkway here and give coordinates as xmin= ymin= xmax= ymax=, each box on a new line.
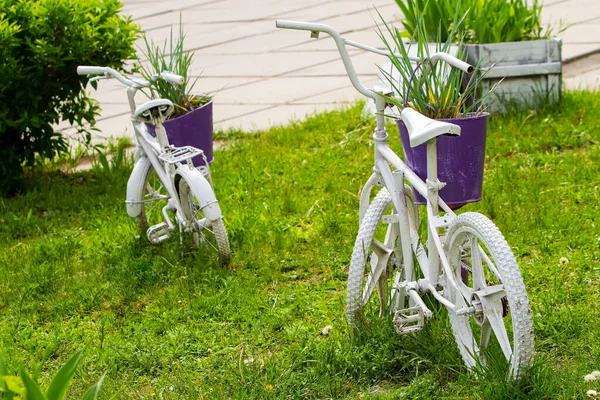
xmin=70 ymin=0 xmax=600 ymax=141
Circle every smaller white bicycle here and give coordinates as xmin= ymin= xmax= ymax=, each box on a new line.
xmin=77 ymin=66 xmax=230 ymax=264
xmin=277 ymin=21 xmax=534 ymax=378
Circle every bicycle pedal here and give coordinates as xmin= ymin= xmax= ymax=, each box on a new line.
xmin=146 ymin=222 xmax=171 ymax=244
xmin=392 ymin=306 xmax=424 ymax=335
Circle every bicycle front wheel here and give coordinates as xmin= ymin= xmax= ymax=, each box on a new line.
xmin=178 ymin=177 xmax=231 ymax=265
xmin=136 ymin=163 xmax=171 ymax=235
xmin=444 ymin=212 xmax=534 ymax=379
xmin=346 ymin=187 xmax=419 ymax=328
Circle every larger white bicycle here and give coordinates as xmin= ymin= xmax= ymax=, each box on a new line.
xmin=276 ymin=21 xmax=534 ymax=378
xmin=78 ymin=66 xmax=230 ymax=265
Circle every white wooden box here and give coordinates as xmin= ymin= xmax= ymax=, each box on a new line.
xmin=464 ymin=39 xmax=562 ymax=113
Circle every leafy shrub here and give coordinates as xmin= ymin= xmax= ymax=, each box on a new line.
xmin=0 ymin=0 xmax=139 ymax=194
xmin=395 ymin=0 xmax=549 ymax=44
xmin=0 ymin=350 xmax=104 ymax=399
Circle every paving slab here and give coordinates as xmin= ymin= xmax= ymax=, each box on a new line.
xmin=214 ymin=76 xmax=350 ymax=104
xmin=288 ymin=85 xmax=363 ymax=104
xmin=285 ymin=50 xmax=385 ymax=77
xmin=563 ymin=52 xmax=600 ymax=90
xmin=198 ymin=52 xmax=345 ymax=78
xmin=216 ymin=103 xmax=341 ymax=132
xmin=66 ymin=0 xmax=600 ymax=144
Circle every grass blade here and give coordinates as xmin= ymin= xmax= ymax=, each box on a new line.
xmin=20 ymin=370 xmax=46 ymax=400
xmin=45 ymin=350 xmax=83 ymax=400
xmin=81 ymin=374 xmax=105 ymax=400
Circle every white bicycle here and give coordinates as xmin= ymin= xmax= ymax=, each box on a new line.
xmin=78 ymin=66 xmax=230 ymax=265
xmin=276 ymin=21 xmax=534 ymax=378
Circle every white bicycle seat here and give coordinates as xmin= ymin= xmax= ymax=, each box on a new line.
xmin=134 ymin=99 xmax=174 ymax=124
xmin=401 ymin=107 xmax=461 ymax=148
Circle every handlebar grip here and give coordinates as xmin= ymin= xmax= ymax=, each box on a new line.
xmin=77 ymin=66 xmax=107 ymax=76
xmin=276 ymin=19 xmax=328 ymax=33
xmin=161 ymin=72 xmax=184 ymax=85
xmin=276 ymin=19 xmax=297 ymax=29
xmin=430 ymin=53 xmax=474 ymax=74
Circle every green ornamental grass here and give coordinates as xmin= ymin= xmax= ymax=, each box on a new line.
xmin=139 ymin=21 xmax=211 ymax=119
xmin=395 ymin=0 xmax=550 ymax=44
xmin=377 ymin=10 xmax=498 ymax=118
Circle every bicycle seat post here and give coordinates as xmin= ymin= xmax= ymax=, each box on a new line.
xmin=426 ymin=138 xmax=445 ymax=282
xmin=155 ymin=122 xmax=169 ymax=150
xmin=426 ymin=140 xmax=442 ymax=215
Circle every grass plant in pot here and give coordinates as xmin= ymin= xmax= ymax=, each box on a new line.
xmin=139 ymin=25 xmax=213 ymax=167
xmin=395 ymin=0 xmax=563 ymax=112
xmin=379 ymin=12 xmax=497 ymax=208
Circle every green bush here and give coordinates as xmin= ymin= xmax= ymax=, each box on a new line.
xmin=395 ymin=0 xmax=549 ymax=44
xmin=0 ymin=0 xmax=139 ymax=194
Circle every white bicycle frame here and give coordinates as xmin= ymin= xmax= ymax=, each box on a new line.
xmin=77 ymin=66 xmax=222 ymax=235
xmin=276 ymin=21 xmax=477 ymax=317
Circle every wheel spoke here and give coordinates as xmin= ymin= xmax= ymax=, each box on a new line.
xmin=480 ymin=319 xmax=493 ymax=350
xmin=390 ymin=271 xmax=404 ymax=312
xmin=371 ymin=239 xmax=387 ymax=258
xmin=469 ymin=235 xmax=486 ymax=289
xmin=486 ymin=307 xmax=513 ymax=362
xmin=479 ymin=245 xmax=502 ymax=281
xmin=362 ymin=267 xmax=376 ymax=306
xmin=377 ymin=275 xmax=387 ymax=317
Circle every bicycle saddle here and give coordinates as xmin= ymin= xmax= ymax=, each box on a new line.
xmin=134 ymin=99 xmax=174 ymax=124
xmin=401 ymin=107 xmax=461 ymax=148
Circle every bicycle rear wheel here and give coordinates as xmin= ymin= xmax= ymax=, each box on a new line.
xmin=444 ymin=212 xmax=534 ymax=379
xmin=178 ymin=177 xmax=231 ymax=265
xmin=346 ymin=187 xmax=419 ymax=328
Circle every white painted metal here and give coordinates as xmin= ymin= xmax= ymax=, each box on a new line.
xmin=278 ymin=22 xmax=534 ymax=378
xmin=444 ymin=212 xmax=534 ymax=379
xmin=78 ymin=65 xmax=231 ymax=264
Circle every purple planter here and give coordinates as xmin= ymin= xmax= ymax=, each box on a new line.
xmin=147 ymin=99 xmax=214 ymax=167
xmin=397 ymin=112 xmax=489 ymax=206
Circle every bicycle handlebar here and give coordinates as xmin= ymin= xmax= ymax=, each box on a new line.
xmin=277 ymin=19 xmax=376 ymax=99
xmin=275 ymin=20 xmax=473 ymax=100
xmin=428 ymin=53 xmax=473 ymax=74
xmin=160 ymin=72 xmax=185 ymax=85
xmin=77 ymin=66 xmax=107 ymax=76
xmin=77 ymin=66 xmax=185 ymax=87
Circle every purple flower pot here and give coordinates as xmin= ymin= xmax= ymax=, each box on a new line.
xmin=147 ymin=99 xmax=214 ymax=167
xmin=397 ymin=112 xmax=489 ymax=206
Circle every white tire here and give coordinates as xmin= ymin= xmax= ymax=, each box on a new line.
xmin=346 ymin=187 xmax=419 ymax=327
xmin=444 ymin=212 xmax=534 ymax=379
xmin=178 ymin=177 xmax=231 ymax=265
xmin=136 ymin=163 xmax=170 ymax=234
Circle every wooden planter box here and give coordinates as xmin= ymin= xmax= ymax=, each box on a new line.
xmin=371 ymin=39 xmax=562 ymax=115
xmin=464 ymin=39 xmax=562 ymax=113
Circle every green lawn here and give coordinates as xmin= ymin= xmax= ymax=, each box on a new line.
xmin=1 ymin=91 xmax=600 ymax=398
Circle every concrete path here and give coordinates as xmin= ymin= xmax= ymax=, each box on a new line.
xmin=66 ymin=0 xmax=600 ymax=142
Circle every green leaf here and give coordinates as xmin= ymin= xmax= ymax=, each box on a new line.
xmin=3 ymin=375 xmax=25 ymax=397
xmin=20 ymin=369 xmax=47 ymax=400
xmin=0 ymin=357 xmax=7 ymax=376
xmin=46 ymin=349 xmax=83 ymax=400
xmin=81 ymin=374 xmax=104 ymax=400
